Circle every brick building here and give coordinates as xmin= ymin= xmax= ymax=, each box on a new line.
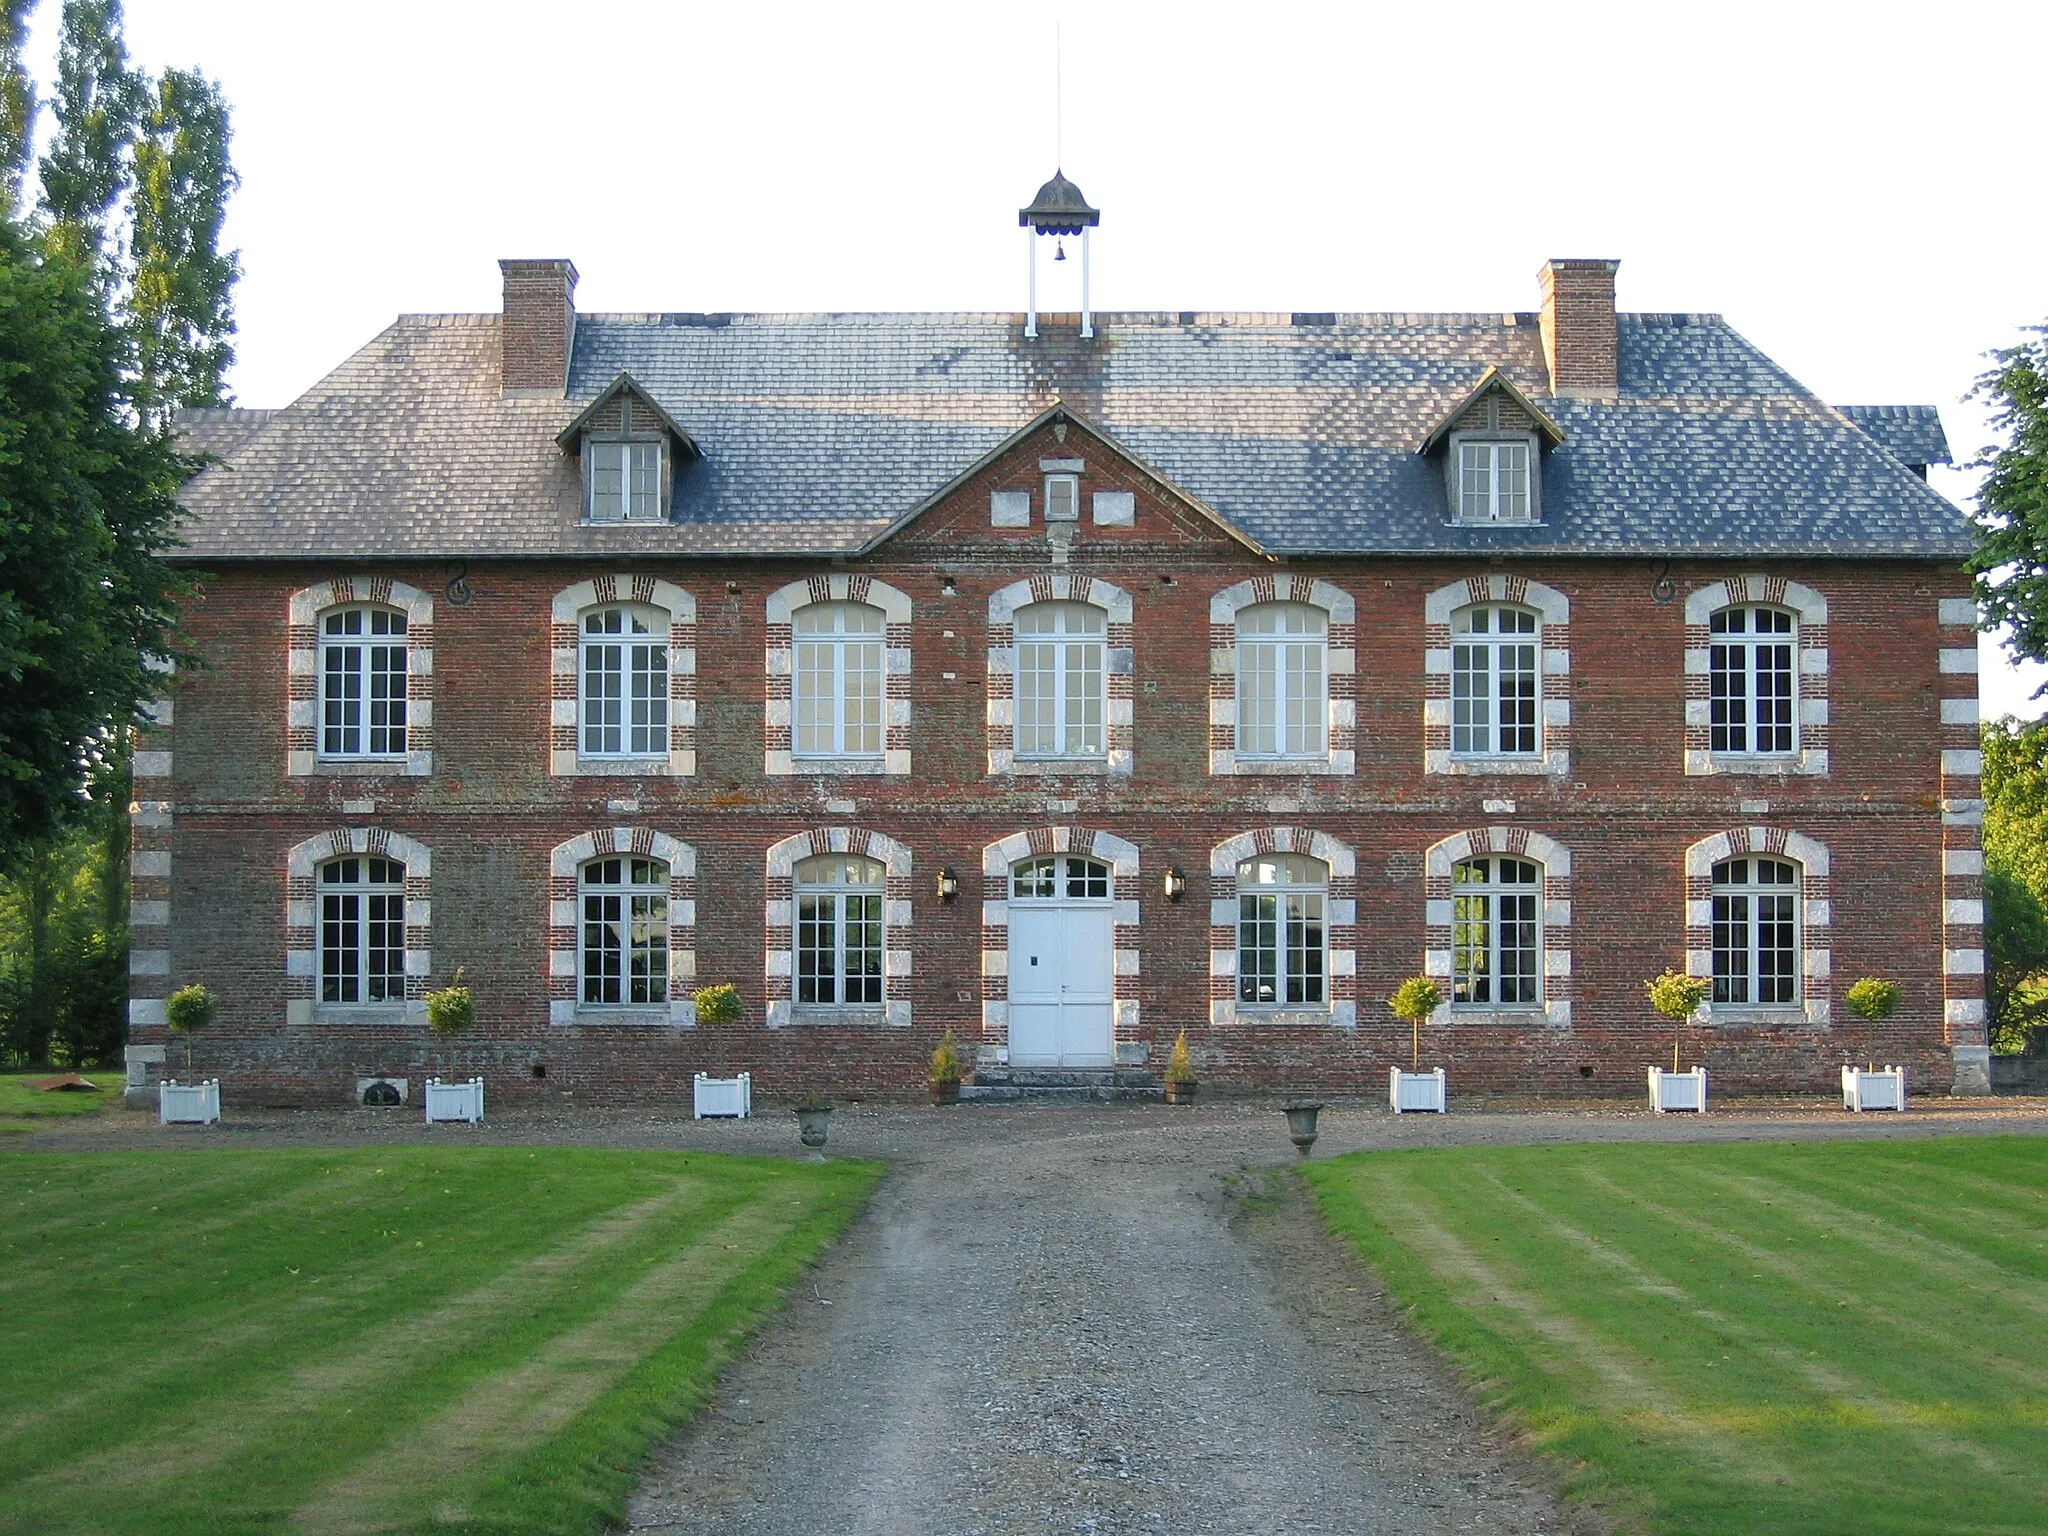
xmin=126 ymin=182 xmax=1986 ymax=1105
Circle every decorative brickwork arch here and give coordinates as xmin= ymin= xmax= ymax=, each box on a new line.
xmin=547 ymin=828 xmax=697 ymax=1026
xmin=986 ymin=575 xmax=1135 ymax=777
xmin=286 ymin=578 xmax=434 ymax=777
xmin=548 ymin=575 xmax=697 ymax=777
xmin=1422 ymin=827 xmax=1574 ymax=1027
xmin=979 ymin=827 xmax=1142 ymax=1061
xmin=1207 ymin=576 xmax=1357 ymax=776
xmin=764 ymin=575 xmax=913 ymax=776
xmin=765 ymin=828 xmax=913 ymax=1027
xmin=1208 ymin=827 xmax=1358 ymax=1029
xmin=1682 ymin=575 xmax=1829 ymax=777
xmin=1683 ymin=826 xmax=1832 ymax=1025
xmin=1422 ymin=574 xmax=1571 ymax=778
xmin=284 ymin=828 xmax=434 ymax=1025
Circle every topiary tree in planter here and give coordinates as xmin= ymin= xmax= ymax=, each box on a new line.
xmin=1163 ymin=1029 xmax=1197 ymax=1103
xmin=1645 ymin=970 xmax=1711 ymax=1073
xmin=928 ymin=1027 xmax=963 ymax=1104
xmin=693 ymin=983 xmax=742 ymax=1027
xmin=1387 ymin=976 xmax=1443 ymax=1071
xmin=164 ymin=983 xmax=215 ymax=1074
xmin=1844 ymin=977 xmax=1902 ymax=1069
xmin=424 ymin=969 xmax=475 ymax=1038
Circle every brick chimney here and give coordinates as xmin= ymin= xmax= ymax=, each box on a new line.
xmin=1537 ymin=258 xmax=1619 ymax=399
xmin=499 ymin=258 xmax=578 ymax=397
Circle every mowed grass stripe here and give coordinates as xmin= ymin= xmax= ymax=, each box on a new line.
xmin=1305 ymin=1137 xmax=2048 ymax=1535
xmin=0 ymin=1149 xmax=879 ymax=1536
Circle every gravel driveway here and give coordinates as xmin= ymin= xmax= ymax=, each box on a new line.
xmin=19 ymin=1096 xmax=2048 ymax=1535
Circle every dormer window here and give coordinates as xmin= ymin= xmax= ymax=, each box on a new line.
xmin=586 ymin=440 xmax=666 ymax=524
xmin=1456 ymin=438 xmax=1533 ymax=523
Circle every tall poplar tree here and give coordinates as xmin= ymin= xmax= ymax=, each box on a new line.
xmin=0 ymin=0 xmax=32 ymax=216
xmin=128 ymin=67 xmax=236 ymax=432
xmin=1969 ymin=326 xmax=2048 ymax=670
xmin=36 ymin=0 xmax=137 ymax=276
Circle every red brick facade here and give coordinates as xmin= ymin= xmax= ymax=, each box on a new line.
xmin=126 ymin=418 xmax=1983 ymax=1105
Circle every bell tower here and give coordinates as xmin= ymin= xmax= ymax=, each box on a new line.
xmin=1020 ymin=171 xmax=1100 ymax=340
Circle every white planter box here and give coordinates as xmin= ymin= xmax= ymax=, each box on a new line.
xmin=1842 ymin=1065 xmax=1906 ymax=1112
xmin=1648 ymin=1066 xmax=1708 ymax=1113
xmin=158 ymin=1079 xmax=220 ymax=1125
xmin=1390 ymin=1066 xmax=1447 ymax=1114
xmin=693 ymin=1071 xmax=752 ymax=1119
xmin=423 ymin=1077 xmax=484 ymax=1124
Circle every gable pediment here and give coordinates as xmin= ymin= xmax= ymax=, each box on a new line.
xmin=1417 ymin=366 xmax=1566 ymax=457
xmin=556 ymin=372 xmax=700 ymax=461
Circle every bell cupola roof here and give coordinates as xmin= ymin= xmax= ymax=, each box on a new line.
xmin=1019 ymin=171 xmax=1100 ymax=233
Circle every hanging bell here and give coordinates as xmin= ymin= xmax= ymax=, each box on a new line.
xmin=1054 ymin=240 xmax=1067 ymax=263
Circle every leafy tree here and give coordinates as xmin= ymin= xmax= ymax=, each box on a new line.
xmin=1984 ymin=716 xmax=2048 ymax=1053
xmin=128 ymin=66 xmax=236 ymax=432
xmin=0 ymin=218 xmax=188 ymax=857
xmin=35 ymin=0 xmax=138 ymax=275
xmin=0 ymin=0 xmax=33 ymax=216
xmin=1969 ymin=327 xmax=2048 ymax=673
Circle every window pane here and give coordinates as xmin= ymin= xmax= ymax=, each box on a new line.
xmin=1497 ymin=442 xmax=1530 ymax=520
xmin=626 ymin=442 xmax=661 ymax=521
xmin=589 ymin=442 xmax=623 ymax=520
xmin=1460 ymin=443 xmax=1490 ymax=520
xmin=1452 ymin=858 xmax=1543 ymax=1006
xmin=1239 ymin=639 xmax=1279 ymax=755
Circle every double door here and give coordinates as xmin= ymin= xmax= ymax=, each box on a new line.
xmin=1007 ymin=902 xmax=1114 ymax=1068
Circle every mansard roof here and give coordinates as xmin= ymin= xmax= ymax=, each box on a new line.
xmin=171 ymin=307 xmax=1970 ymax=561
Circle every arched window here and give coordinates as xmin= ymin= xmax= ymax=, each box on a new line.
xmin=1011 ymin=855 xmax=1111 ymax=900
xmin=1709 ymin=606 xmax=1796 ymax=756
xmin=319 ymin=855 xmax=406 ymax=1005
xmin=319 ymin=607 xmax=407 ymax=759
xmin=1451 ymin=857 xmax=1541 ymax=1006
xmin=580 ymin=855 xmax=669 ymax=1006
xmin=795 ymin=854 xmax=885 ymax=1006
xmin=580 ymin=604 xmax=668 ymax=758
xmin=793 ymin=603 xmax=885 ymax=759
xmin=1237 ymin=854 xmax=1327 ymax=1007
xmin=1712 ymin=857 xmax=1799 ymax=1004
xmin=1451 ymin=605 xmax=1539 ymax=758
xmin=1236 ymin=603 xmax=1327 ymax=760
xmin=1015 ymin=602 xmax=1106 ymax=760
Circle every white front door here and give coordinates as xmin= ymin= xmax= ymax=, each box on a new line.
xmin=1009 ymin=902 xmax=1115 ymax=1068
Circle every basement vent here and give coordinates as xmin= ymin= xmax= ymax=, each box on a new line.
xmin=359 ymin=1078 xmax=405 ymax=1107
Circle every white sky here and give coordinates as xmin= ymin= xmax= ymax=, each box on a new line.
xmin=26 ymin=0 xmax=2048 ymax=714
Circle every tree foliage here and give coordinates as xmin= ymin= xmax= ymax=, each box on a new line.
xmin=1969 ymin=327 xmax=2048 ymax=676
xmin=0 ymin=219 xmax=188 ymax=855
xmin=1983 ymin=716 xmax=2048 ymax=1054
xmin=128 ymin=66 xmax=236 ymax=433
xmin=0 ymin=0 xmax=32 ymax=216
xmin=36 ymin=0 xmax=138 ymax=275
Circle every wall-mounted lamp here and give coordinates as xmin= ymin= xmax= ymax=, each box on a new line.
xmin=1163 ymin=867 xmax=1187 ymax=902
xmin=724 ymin=579 xmax=741 ymax=594
xmin=936 ymin=867 xmax=960 ymax=903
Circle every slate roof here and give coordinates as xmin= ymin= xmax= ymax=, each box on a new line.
xmin=1836 ymin=404 xmax=1952 ymax=471
xmin=172 ymin=307 xmax=1970 ymax=562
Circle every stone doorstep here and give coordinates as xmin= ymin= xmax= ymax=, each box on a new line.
xmin=963 ymin=1066 xmax=1165 ymax=1103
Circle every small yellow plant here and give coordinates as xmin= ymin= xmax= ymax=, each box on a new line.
xmin=928 ymin=1027 xmax=963 ymax=1084
xmin=1164 ymin=1030 xmax=1196 ymax=1085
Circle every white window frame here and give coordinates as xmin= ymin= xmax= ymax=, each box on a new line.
xmin=1710 ymin=856 xmax=1801 ymax=1007
xmin=1043 ymin=473 xmax=1080 ymax=522
xmin=1014 ymin=601 xmax=1108 ymax=761
xmin=1708 ymin=605 xmax=1798 ymax=758
xmin=1235 ymin=603 xmax=1329 ymax=762
xmin=579 ymin=604 xmax=670 ymax=760
xmin=584 ymin=438 xmax=666 ymax=524
xmin=1452 ymin=436 xmax=1536 ymax=524
xmin=579 ymin=855 xmax=670 ymax=1008
xmin=793 ymin=854 xmax=886 ymax=1010
xmin=318 ymin=854 xmax=408 ymax=1007
xmin=792 ymin=602 xmax=886 ymax=761
xmin=1450 ymin=604 xmax=1541 ymax=759
xmin=318 ymin=605 xmax=409 ymax=761
xmin=1235 ymin=853 xmax=1329 ymax=1010
xmin=1011 ymin=854 xmax=1112 ymax=902
xmin=1450 ymin=856 xmax=1543 ymax=1008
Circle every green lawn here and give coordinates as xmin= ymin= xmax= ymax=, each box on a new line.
xmin=0 ymin=1071 xmax=124 ymax=1132
xmin=1303 ymin=1136 xmax=2048 ymax=1535
xmin=0 ymin=1147 xmax=879 ymax=1536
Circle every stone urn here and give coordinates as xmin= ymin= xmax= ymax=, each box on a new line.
xmin=794 ymin=1100 xmax=833 ymax=1152
xmin=1283 ymin=1100 xmax=1324 ymax=1157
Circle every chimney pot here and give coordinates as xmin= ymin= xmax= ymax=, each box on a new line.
xmin=499 ymin=258 xmax=579 ymax=397
xmin=1538 ymin=258 xmax=1619 ymax=399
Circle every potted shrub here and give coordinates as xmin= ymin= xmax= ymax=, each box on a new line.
xmin=1842 ymin=977 xmax=1906 ymax=1110
xmin=1644 ymin=970 xmax=1711 ymax=1111
xmin=1387 ymin=975 xmax=1447 ymax=1113
xmin=689 ymin=985 xmax=753 ymax=1116
xmin=420 ymin=971 xmax=483 ymax=1122
xmin=160 ymin=983 xmax=220 ymax=1124
xmin=794 ymin=1092 xmax=833 ymax=1155
xmin=928 ymin=1027 xmax=963 ymax=1106
xmin=694 ymin=983 xmax=742 ymax=1026
xmin=1163 ymin=1029 xmax=1198 ymax=1104
xmin=425 ymin=968 xmax=475 ymax=1037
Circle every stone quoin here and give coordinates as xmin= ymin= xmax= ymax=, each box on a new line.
xmin=127 ymin=179 xmax=1984 ymax=1105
